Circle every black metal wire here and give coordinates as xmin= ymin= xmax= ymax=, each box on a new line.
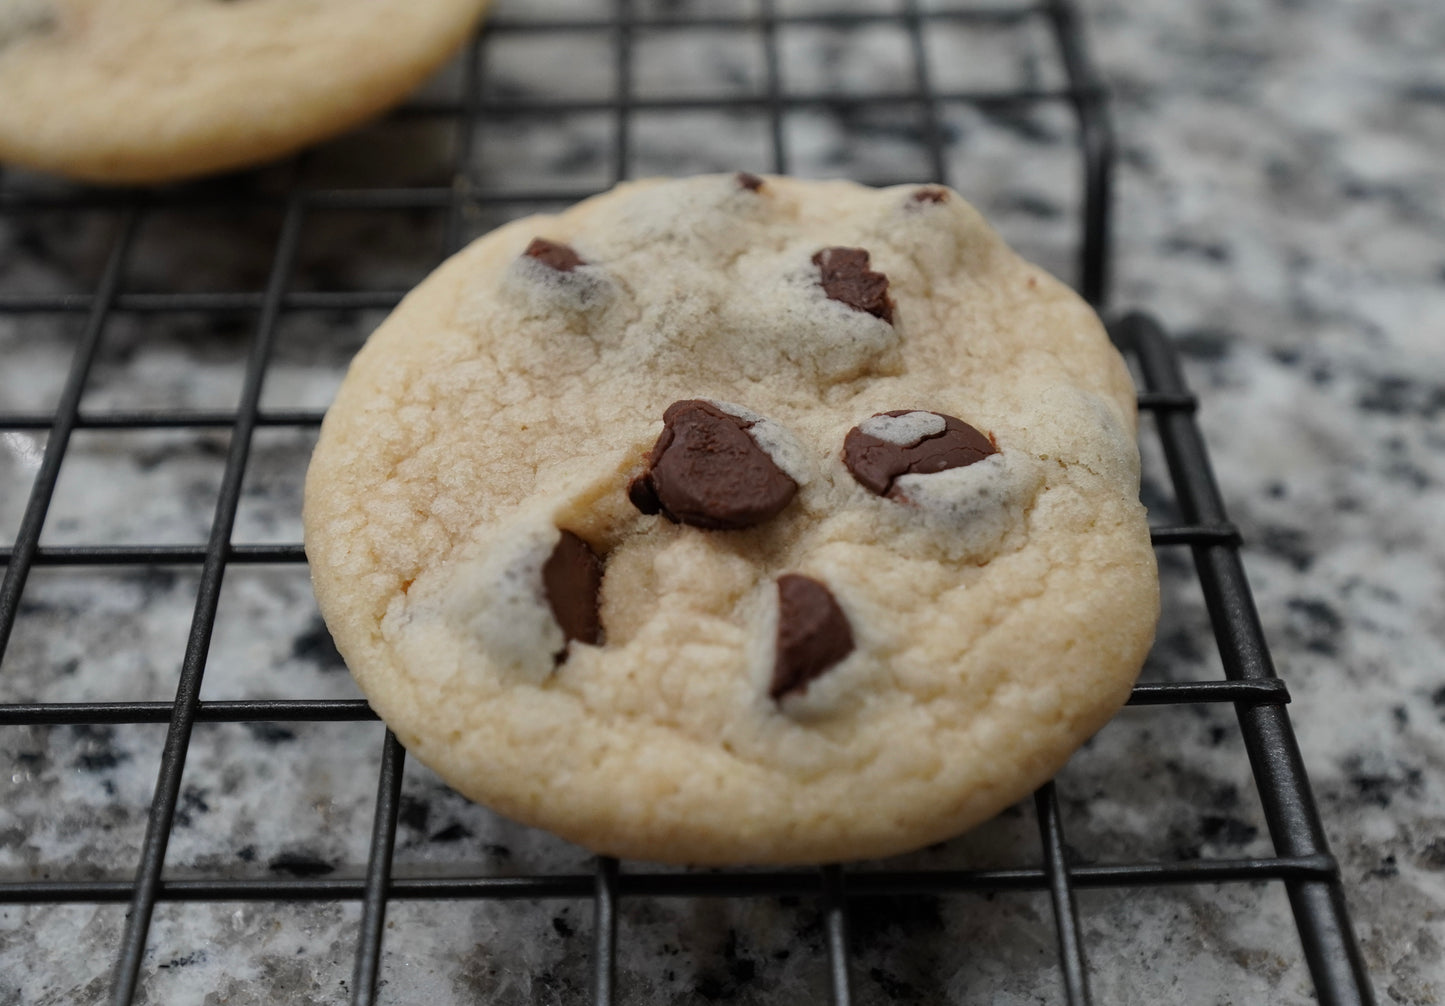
xmin=0 ymin=209 xmax=139 ymax=666
xmin=0 ymin=543 xmax=308 ymax=565
xmin=0 ymin=853 xmax=1348 ymax=907
xmin=758 ymin=0 xmax=789 ymax=176
xmin=821 ymin=865 xmax=854 ymax=1006
xmin=902 ymin=0 xmax=951 ymax=188
xmin=479 ymin=8 xmax=1043 ymax=34
xmin=0 ymin=2 xmax=1375 ymax=1004
xmin=1035 ymin=783 xmax=1092 ymax=1005
xmin=1117 ymin=312 xmax=1375 ymax=1006
xmin=1043 ymin=0 xmax=1114 ymax=305
xmin=0 ymin=289 xmax=405 ymax=313
xmin=591 ymin=858 xmax=620 ymax=1006
xmin=443 ymin=28 xmax=485 ymax=261
xmin=352 ymin=731 xmax=407 ymax=1006
xmin=110 ymin=192 xmax=308 ymax=1006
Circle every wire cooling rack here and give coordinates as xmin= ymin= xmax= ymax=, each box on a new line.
xmin=0 ymin=1 xmax=1375 ymax=1004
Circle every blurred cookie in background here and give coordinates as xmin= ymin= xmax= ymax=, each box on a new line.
xmin=0 ymin=0 xmax=490 ymax=184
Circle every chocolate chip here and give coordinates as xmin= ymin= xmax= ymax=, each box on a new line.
xmin=541 ymin=531 xmax=604 ymax=660
xmin=812 ymin=247 xmax=894 ymax=324
xmin=736 ymin=172 xmax=765 ymax=192
xmin=525 ymin=238 xmax=584 ymax=272
xmin=911 ymin=187 xmax=949 ymax=204
xmin=628 ymin=400 xmax=798 ymax=530
xmin=627 ymin=474 xmax=663 ymax=516
xmin=843 ymin=411 xmax=996 ymax=498
xmin=0 ymin=3 xmax=56 ymax=45
xmin=772 ymin=575 xmax=854 ymax=700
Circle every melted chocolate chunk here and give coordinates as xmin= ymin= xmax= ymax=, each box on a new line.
xmin=911 ymin=187 xmax=949 ymax=204
xmin=525 ymin=237 xmax=584 ymax=272
xmin=772 ymin=575 xmax=854 ymax=700
xmin=843 ymin=411 xmax=997 ymax=498
xmin=541 ymin=531 xmax=604 ymax=660
xmin=628 ymin=400 xmax=798 ymax=530
xmin=626 ymin=474 xmax=663 ymax=516
xmin=812 ymin=247 xmax=894 ymax=324
xmin=736 ymin=172 xmax=765 ymax=191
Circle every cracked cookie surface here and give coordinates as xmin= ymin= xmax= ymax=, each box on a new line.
xmin=0 ymin=0 xmax=488 ymax=183
xmin=303 ymin=174 xmax=1159 ymax=864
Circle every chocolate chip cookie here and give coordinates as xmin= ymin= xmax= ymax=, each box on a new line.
xmin=0 ymin=0 xmax=487 ymax=184
xmin=304 ymin=174 xmax=1159 ymax=864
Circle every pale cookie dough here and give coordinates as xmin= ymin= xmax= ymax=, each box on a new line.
xmin=0 ymin=0 xmax=488 ymax=184
xmin=304 ymin=174 xmax=1160 ymax=865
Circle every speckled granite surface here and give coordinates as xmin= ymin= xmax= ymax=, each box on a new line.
xmin=0 ymin=0 xmax=1440 ymax=1003
xmin=1094 ymin=0 xmax=1444 ymax=1002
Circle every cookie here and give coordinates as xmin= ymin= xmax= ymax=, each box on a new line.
xmin=303 ymin=174 xmax=1159 ymax=865
xmin=0 ymin=0 xmax=488 ymax=184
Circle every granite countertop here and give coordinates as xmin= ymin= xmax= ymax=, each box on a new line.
xmin=0 ymin=0 xmax=1441 ymax=1003
xmin=1097 ymin=0 xmax=1443 ymax=1001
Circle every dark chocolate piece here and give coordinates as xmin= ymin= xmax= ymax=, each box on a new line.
xmin=843 ymin=411 xmax=996 ymax=498
xmin=911 ymin=187 xmax=949 ymax=204
xmin=0 ymin=5 xmax=56 ymax=43
xmin=772 ymin=575 xmax=854 ymax=700
xmin=736 ymin=172 xmax=765 ymax=192
xmin=525 ymin=237 xmax=584 ymax=272
xmin=811 ymin=247 xmax=894 ymax=324
xmin=542 ymin=530 xmax=604 ymax=660
xmin=626 ymin=474 xmax=662 ymax=516
xmin=628 ymin=400 xmax=798 ymax=530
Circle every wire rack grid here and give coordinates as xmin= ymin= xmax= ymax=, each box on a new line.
xmin=0 ymin=1 xmax=1374 ymax=1003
